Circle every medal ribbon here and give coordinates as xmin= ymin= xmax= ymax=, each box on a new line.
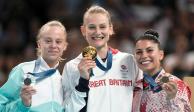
xmin=143 ymin=73 xmax=162 ymax=93
xmin=95 ymin=50 xmax=112 ymax=71
xmin=27 ymin=69 xmax=56 ymax=82
xmin=28 ymin=58 xmax=57 ymax=82
xmin=90 ymin=50 xmax=113 ymax=76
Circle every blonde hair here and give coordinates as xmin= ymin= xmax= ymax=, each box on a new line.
xmin=83 ymin=5 xmax=113 ymax=26
xmin=37 ymin=20 xmax=66 ymax=40
xmin=36 ymin=20 xmax=67 ymax=61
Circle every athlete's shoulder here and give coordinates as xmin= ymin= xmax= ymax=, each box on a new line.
xmin=20 ymin=60 xmax=35 ymax=67
xmin=171 ymin=75 xmax=190 ymax=89
xmin=109 ymin=47 xmax=119 ymax=54
xmin=171 ymin=75 xmax=192 ymax=100
xmin=66 ymin=53 xmax=82 ymax=65
xmin=12 ymin=60 xmax=35 ymax=71
xmin=112 ymin=48 xmax=135 ymax=58
xmin=64 ymin=54 xmax=83 ymax=73
xmin=8 ymin=60 xmax=36 ymax=78
xmin=63 ymin=54 xmax=81 ymax=79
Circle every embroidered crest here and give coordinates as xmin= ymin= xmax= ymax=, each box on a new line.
xmin=120 ymin=65 xmax=128 ymax=72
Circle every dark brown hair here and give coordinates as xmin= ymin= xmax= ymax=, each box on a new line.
xmin=135 ymin=29 xmax=162 ymax=50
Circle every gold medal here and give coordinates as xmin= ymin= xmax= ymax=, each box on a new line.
xmin=82 ymin=46 xmax=97 ymax=60
xmin=160 ymin=76 xmax=169 ymax=83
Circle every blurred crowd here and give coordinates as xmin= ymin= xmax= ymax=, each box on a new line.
xmin=0 ymin=0 xmax=194 ymax=86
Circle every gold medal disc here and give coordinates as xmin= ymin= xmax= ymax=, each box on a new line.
xmin=82 ymin=46 xmax=97 ymax=60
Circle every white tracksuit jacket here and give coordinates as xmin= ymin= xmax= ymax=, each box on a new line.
xmin=0 ymin=57 xmax=64 ymax=112
xmin=62 ymin=48 xmax=143 ymax=112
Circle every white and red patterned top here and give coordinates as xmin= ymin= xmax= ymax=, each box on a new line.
xmin=133 ymin=69 xmax=192 ymax=112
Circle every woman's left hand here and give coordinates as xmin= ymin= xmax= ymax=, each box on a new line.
xmin=161 ymin=81 xmax=177 ymax=100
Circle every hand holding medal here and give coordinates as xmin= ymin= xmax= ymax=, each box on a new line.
xmin=159 ymin=73 xmax=177 ymax=100
xmin=21 ymin=73 xmax=36 ymax=107
xmin=78 ymin=46 xmax=97 ymax=79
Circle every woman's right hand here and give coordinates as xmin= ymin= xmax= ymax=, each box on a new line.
xmin=20 ymin=85 xmax=36 ymax=107
xmin=78 ymin=57 xmax=96 ymax=80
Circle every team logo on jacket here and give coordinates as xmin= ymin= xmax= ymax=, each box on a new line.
xmin=120 ymin=65 xmax=129 ymax=78
xmin=120 ymin=65 xmax=129 ymax=72
xmin=121 ymin=65 xmax=128 ymax=71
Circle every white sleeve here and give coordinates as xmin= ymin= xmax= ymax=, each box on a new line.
xmin=62 ymin=61 xmax=86 ymax=112
xmin=64 ymin=90 xmax=86 ymax=112
xmin=131 ymin=55 xmax=143 ymax=88
xmin=130 ymin=55 xmax=143 ymax=112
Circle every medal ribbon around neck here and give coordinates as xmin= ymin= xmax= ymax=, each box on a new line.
xmin=27 ymin=58 xmax=57 ymax=82
xmin=143 ymin=73 xmax=162 ymax=93
xmin=95 ymin=50 xmax=113 ymax=72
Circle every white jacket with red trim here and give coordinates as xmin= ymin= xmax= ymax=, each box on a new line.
xmin=62 ymin=48 xmax=143 ymax=112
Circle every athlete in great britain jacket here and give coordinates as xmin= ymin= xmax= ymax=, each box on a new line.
xmin=62 ymin=48 xmax=143 ymax=112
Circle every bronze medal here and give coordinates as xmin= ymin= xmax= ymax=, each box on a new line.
xmin=82 ymin=46 xmax=97 ymax=60
xmin=24 ymin=77 xmax=31 ymax=85
xmin=160 ymin=76 xmax=169 ymax=83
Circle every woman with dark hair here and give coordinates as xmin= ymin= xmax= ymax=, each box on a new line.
xmin=133 ymin=30 xmax=192 ymax=112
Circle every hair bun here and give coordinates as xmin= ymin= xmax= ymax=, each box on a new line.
xmin=144 ymin=29 xmax=159 ymax=39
